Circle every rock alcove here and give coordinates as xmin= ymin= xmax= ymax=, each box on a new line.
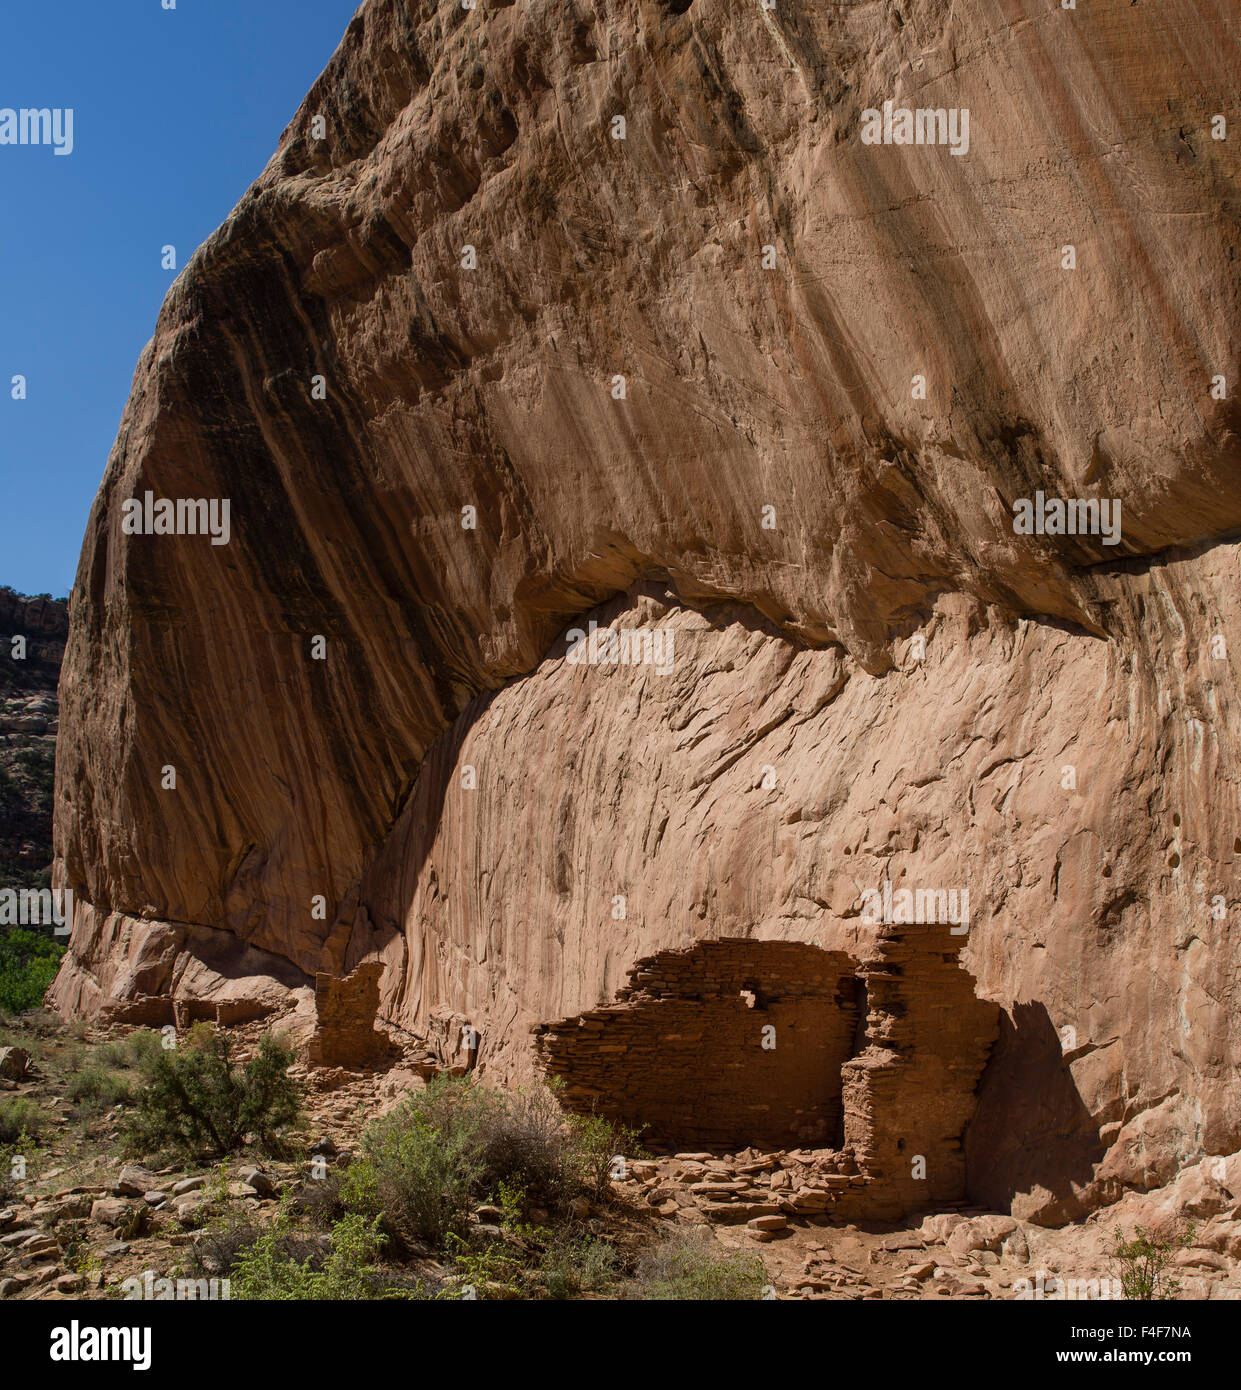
xmin=534 ymin=927 xmax=1001 ymax=1219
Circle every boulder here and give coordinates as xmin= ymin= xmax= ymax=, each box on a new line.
xmin=948 ymin=1216 xmax=1019 ymax=1256
xmin=748 ymin=1214 xmax=788 ymax=1232
xmin=89 ymin=1198 xmax=136 ymax=1228
xmin=0 ymin=1048 xmax=30 ymax=1081
xmin=111 ymin=1164 xmax=159 ymax=1198
xmin=237 ymin=1167 xmax=278 ymax=1199
xmin=920 ymin=1213 xmax=966 ymax=1244
xmin=1000 ymin=1228 xmax=1031 ymax=1264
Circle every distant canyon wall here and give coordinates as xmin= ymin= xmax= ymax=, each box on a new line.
xmin=0 ymin=589 xmax=66 ymax=886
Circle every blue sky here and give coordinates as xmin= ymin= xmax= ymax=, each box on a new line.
xmin=0 ymin=0 xmax=359 ymax=598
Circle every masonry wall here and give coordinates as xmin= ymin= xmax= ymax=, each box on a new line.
xmin=839 ymin=925 xmax=1002 ymax=1218
xmin=307 ymin=961 xmax=390 ymax=1068
xmin=534 ymin=940 xmax=859 ymax=1150
xmin=535 ymin=930 xmax=1000 ymax=1219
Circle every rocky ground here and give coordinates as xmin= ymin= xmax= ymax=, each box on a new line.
xmin=624 ymin=1151 xmax=1241 ymax=1301
xmin=3 ymin=1012 xmax=1239 ymax=1302
xmin=0 ymin=1013 xmax=653 ymax=1301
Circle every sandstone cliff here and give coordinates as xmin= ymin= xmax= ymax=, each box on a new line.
xmin=50 ymin=0 xmax=1241 ymax=1223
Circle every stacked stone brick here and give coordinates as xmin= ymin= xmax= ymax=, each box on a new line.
xmin=534 ymin=930 xmax=1000 ymax=1219
xmin=534 ymin=940 xmax=858 ymax=1150
xmin=839 ymin=923 xmax=1001 ymax=1218
xmin=307 ymin=961 xmax=391 ymax=1068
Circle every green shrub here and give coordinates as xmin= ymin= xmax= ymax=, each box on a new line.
xmin=562 ymin=1110 xmax=644 ymax=1203
xmin=189 ymin=1212 xmax=276 ymax=1279
xmin=182 ymin=1020 xmax=218 ymax=1050
xmin=626 ymin=1233 xmax=768 ymax=1301
xmin=0 ymin=1096 xmax=43 ymax=1145
xmin=342 ymin=1077 xmax=488 ymax=1246
xmin=0 ymin=1101 xmax=43 ymax=1201
xmin=538 ymin=1234 xmax=619 ymax=1299
xmin=190 ymin=1203 xmax=329 ymax=1282
xmin=94 ymin=1031 xmax=162 ymax=1071
xmin=231 ymin=1212 xmax=421 ymax=1301
xmin=122 ymin=1031 xmax=302 ymax=1159
xmin=92 ymin=1039 xmax=128 ymax=1069
xmin=438 ymin=1232 xmax=526 ymax=1300
xmin=124 ymin=1029 xmax=165 ymax=1069
xmin=14 ymin=754 xmax=51 ymax=785
xmin=65 ymin=1064 xmax=133 ymax=1108
xmin=0 ymin=928 xmax=64 ymax=1012
xmin=342 ymin=1075 xmax=642 ymax=1249
xmin=1111 ymin=1225 xmax=1193 ymax=1300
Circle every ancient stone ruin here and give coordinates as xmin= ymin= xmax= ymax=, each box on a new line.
xmin=534 ymin=927 xmax=999 ymax=1221
xmin=307 ymin=962 xmax=390 ymax=1069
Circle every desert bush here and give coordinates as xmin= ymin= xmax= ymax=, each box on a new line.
xmin=0 ymin=1100 xmax=42 ymax=1201
xmin=438 ymin=1232 xmax=527 ymax=1300
xmin=1111 ymin=1225 xmax=1193 ymax=1300
xmin=14 ymin=743 xmax=54 ymax=783
xmin=59 ymin=1222 xmax=100 ymax=1277
xmin=182 ymin=1020 xmax=218 ymax=1050
xmin=538 ymin=1233 xmax=619 ymax=1299
xmin=0 ymin=1095 xmax=43 ymax=1144
xmin=122 ymin=1031 xmax=302 ymax=1159
xmin=479 ymin=1081 xmax=643 ymax=1209
xmin=94 ymin=1030 xmax=162 ymax=1071
xmin=477 ymin=1081 xmax=602 ymax=1211
xmin=125 ymin=1029 xmax=165 ymax=1068
xmin=626 ymin=1232 xmax=768 ymax=1301
xmin=188 ymin=1206 xmax=325 ymax=1282
xmin=429 ymin=1181 xmax=618 ymax=1300
xmin=230 ymin=1212 xmax=422 ymax=1300
xmin=92 ymin=1039 xmax=128 ymax=1069
xmin=342 ymin=1077 xmax=488 ymax=1246
xmin=488 ymin=1084 xmax=642 ymax=1212
xmin=342 ymin=1075 xmax=641 ymax=1248
xmin=65 ymin=1064 xmax=132 ymax=1108
xmin=0 ymin=928 xmax=63 ymax=1012
xmin=284 ymin=1171 xmax=346 ymax=1229
xmin=562 ymin=1110 xmax=643 ymax=1202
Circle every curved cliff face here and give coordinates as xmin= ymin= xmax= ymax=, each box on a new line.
xmin=349 ymin=569 xmax=1241 ymax=1222
xmin=50 ymin=0 xmax=1241 ymax=1219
